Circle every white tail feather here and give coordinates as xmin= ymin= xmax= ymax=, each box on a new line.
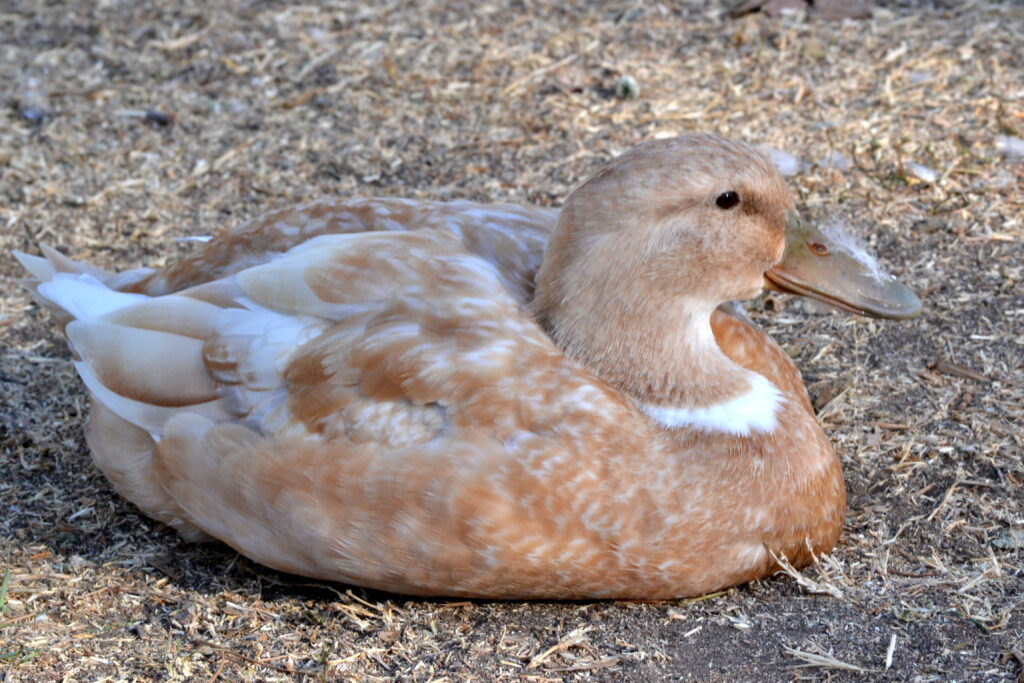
xmin=16 ymin=244 xmax=251 ymax=537
xmin=38 ymin=273 xmax=148 ymax=320
xmin=39 ymin=243 xmax=111 ymax=280
xmin=12 ymin=250 xmax=55 ymax=281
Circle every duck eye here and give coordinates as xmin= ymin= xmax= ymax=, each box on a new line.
xmin=807 ymin=241 xmax=830 ymax=256
xmin=715 ymin=191 xmax=740 ymax=209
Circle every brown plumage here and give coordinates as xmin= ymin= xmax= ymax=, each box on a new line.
xmin=18 ymin=134 xmax=868 ymax=598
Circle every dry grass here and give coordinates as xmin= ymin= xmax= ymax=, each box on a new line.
xmin=1 ymin=0 xmax=1021 ymax=679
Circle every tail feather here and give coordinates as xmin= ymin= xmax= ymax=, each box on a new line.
xmin=17 ymin=245 xmax=134 ymax=328
xmin=39 ymin=243 xmax=112 ymax=279
xmin=18 ymin=246 xmax=234 ymax=432
xmin=17 ymin=243 xmax=156 ymax=299
xmin=15 ymin=244 xmax=231 ymax=538
xmin=12 ymin=250 xmax=55 ymax=281
xmin=39 ymin=274 xmax=149 ymax=321
xmin=16 ymin=243 xmax=321 ymax=541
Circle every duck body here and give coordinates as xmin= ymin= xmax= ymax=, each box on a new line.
xmin=17 ymin=135 xmax=892 ymax=599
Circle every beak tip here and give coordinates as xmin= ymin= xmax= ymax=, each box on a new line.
xmin=864 ymin=286 xmax=923 ymax=320
xmin=888 ymin=284 xmax=923 ymax=319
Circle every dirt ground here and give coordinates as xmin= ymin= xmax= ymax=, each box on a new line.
xmin=1 ymin=0 xmax=1021 ymax=680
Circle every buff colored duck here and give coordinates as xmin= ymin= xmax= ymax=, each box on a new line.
xmin=17 ymin=134 xmax=919 ymax=599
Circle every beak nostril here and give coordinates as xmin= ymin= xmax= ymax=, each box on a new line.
xmin=807 ymin=241 xmax=830 ymax=256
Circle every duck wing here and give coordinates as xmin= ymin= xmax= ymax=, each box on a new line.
xmin=34 ymin=229 xmax=663 ymax=597
xmin=129 ymin=198 xmax=557 ymax=306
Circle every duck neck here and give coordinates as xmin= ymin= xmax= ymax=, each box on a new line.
xmin=537 ymin=289 xmax=779 ymax=427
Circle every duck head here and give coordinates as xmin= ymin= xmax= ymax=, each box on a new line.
xmin=536 ymin=135 xmax=788 ymax=317
xmin=533 ymin=134 xmax=918 ymax=405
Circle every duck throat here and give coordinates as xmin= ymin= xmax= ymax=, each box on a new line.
xmin=538 ymin=297 xmax=784 ymax=436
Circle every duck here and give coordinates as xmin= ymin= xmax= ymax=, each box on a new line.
xmin=15 ymin=134 xmax=920 ymax=599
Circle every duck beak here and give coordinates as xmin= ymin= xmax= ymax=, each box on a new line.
xmin=764 ymin=211 xmax=922 ymax=319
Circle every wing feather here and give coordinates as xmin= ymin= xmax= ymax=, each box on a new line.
xmin=28 ymin=227 xmax=657 ymax=597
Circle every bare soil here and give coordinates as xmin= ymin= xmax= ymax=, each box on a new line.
xmin=1 ymin=1 xmax=1021 ymax=680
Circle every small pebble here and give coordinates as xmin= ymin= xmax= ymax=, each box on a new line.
xmin=996 ymin=135 xmax=1024 ymax=160
xmin=758 ymin=145 xmax=802 ymax=176
xmin=907 ymin=70 xmax=932 ymax=85
xmin=19 ymin=76 xmax=47 ymax=124
xmin=119 ymin=109 xmax=175 ymax=127
xmin=144 ymin=109 xmax=174 ymax=127
xmin=906 ymin=162 xmax=938 ymax=183
xmin=20 ymin=106 xmax=46 ymax=124
xmin=615 ymin=75 xmax=640 ymax=100
xmin=821 ymin=150 xmax=850 ymax=171
xmin=69 ymin=554 xmax=93 ymax=569
xmin=989 ymin=168 xmax=1016 ymax=190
